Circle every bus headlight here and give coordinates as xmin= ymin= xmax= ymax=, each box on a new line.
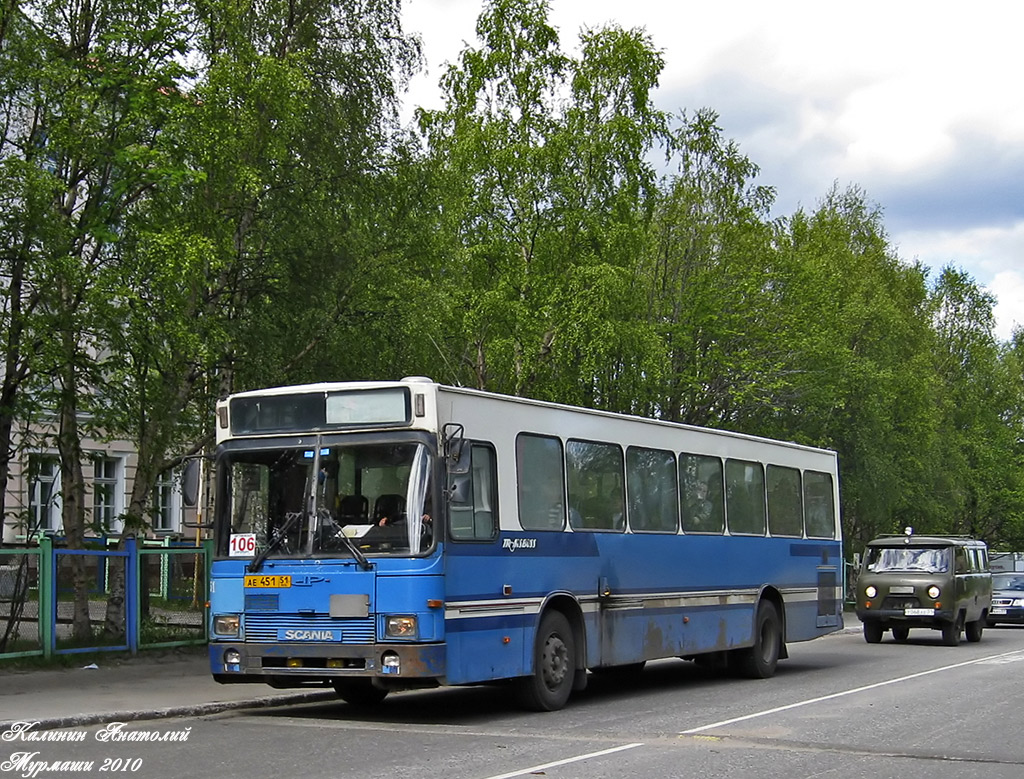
xmin=864 ymin=586 xmax=877 ymax=598
xmin=214 ymin=615 xmax=241 ymax=638
xmin=927 ymin=586 xmax=941 ymax=599
xmin=385 ymin=615 xmax=418 ymax=639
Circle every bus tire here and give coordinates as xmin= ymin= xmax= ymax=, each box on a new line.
xmin=515 ymin=611 xmax=575 ymax=711
xmin=734 ymin=600 xmax=781 ymax=679
xmin=333 ymin=679 xmax=389 ymax=706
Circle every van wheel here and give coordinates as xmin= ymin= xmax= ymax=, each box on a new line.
xmin=863 ymin=622 xmax=883 ymax=644
xmin=515 ymin=611 xmax=575 ymax=711
xmin=891 ymin=626 xmax=910 ymax=642
xmin=734 ymin=601 xmax=781 ymax=678
xmin=965 ymin=618 xmax=984 ymax=643
xmin=941 ymin=616 xmax=963 ymax=646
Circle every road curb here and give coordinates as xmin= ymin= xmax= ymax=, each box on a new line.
xmin=0 ymin=689 xmax=337 ymax=734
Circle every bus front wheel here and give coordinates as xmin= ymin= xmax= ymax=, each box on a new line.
xmin=333 ymin=679 xmax=389 ymax=706
xmin=515 ymin=611 xmax=576 ymax=711
xmin=733 ymin=601 xmax=782 ymax=679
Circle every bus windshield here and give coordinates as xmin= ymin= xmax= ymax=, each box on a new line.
xmin=217 ymin=441 xmax=434 ymax=562
xmin=866 ymin=546 xmax=950 ymax=573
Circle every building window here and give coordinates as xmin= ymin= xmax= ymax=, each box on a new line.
xmin=27 ymin=454 xmax=61 ymax=532
xmin=92 ymin=456 xmax=119 ymax=532
xmin=151 ymin=471 xmax=177 ymax=532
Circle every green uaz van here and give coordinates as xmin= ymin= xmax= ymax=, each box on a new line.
xmin=855 ymin=532 xmax=991 ymax=646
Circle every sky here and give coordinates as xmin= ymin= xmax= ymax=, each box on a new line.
xmin=400 ymin=0 xmax=1024 ymax=342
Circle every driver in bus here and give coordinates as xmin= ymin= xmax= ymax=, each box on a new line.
xmin=377 ymin=488 xmax=433 ymax=541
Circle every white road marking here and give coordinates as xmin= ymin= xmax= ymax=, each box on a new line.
xmin=479 ymin=742 xmax=645 ymax=779
xmin=681 ymin=648 xmax=1024 ymax=735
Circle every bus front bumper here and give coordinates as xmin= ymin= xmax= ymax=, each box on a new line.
xmin=210 ymin=642 xmax=446 ymax=682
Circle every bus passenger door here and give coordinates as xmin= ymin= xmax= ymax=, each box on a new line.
xmin=443 ymin=442 xmax=524 ymax=684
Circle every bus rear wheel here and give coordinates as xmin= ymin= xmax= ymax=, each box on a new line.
xmin=515 ymin=611 xmax=575 ymax=711
xmin=733 ymin=601 xmax=782 ymax=679
xmin=333 ymin=679 xmax=389 ymax=706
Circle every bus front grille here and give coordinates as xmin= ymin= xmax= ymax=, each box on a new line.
xmin=244 ymin=614 xmax=375 ymax=644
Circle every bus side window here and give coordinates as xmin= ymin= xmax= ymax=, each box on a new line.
xmin=626 ymin=446 xmax=678 ymax=533
xmin=449 ymin=443 xmax=498 ymax=541
xmin=804 ymin=470 xmax=836 ymax=539
xmin=566 ymin=439 xmax=625 ymax=532
xmin=767 ymin=465 xmax=803 ymax=537
xmin=680 ymin=454 xmax=724 ymax=534
xmin=517 ymin=434 xmax=566 ymax=531
xmin=725 ymin=459 xmax=766 ymax=536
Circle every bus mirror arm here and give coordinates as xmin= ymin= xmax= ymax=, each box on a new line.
xmin=442 ymin=423 xmax=467 ymax=470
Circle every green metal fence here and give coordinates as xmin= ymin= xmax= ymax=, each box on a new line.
xmin=0 ymin=537 xmax=210 ymax=661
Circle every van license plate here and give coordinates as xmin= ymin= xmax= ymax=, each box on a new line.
xmin=244 ymin=575 xmax=292 ymax=588
xmin=903 ymin=607 xmax=934 ymax=616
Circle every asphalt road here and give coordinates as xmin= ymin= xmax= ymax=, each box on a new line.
xmin=7 ymin=626 xmax=1024 ymax=779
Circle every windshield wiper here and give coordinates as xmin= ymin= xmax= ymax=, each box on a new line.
xmin=336 ymin=526 xmax=373 ymax=571
xmin=248 ymin=510 xmax=303 ymax=573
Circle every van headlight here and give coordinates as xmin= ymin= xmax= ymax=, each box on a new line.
xmin=927 ymin=586 xmax=941 ymax=599
xmin=385 ymin=615 xmax=418 ymax=639
xmin=865 ymin=586 xmax=877 ymax=598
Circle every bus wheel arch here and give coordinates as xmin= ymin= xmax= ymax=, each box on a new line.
xmin=733 ymin=590 xmax=786 ymax=678
xmin=515 ymin=597 xmax=584 ymax=711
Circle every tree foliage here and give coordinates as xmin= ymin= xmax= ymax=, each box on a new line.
xmin=1 ymin=0 xmax=1022 ymax=571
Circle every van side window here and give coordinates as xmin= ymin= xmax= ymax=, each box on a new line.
xmin=955 ymin=548 xmax=969 ymax=574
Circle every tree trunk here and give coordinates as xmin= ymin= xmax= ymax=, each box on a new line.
xmin=57 ymin=353 xmax=92 ymax=642
xmin=103 ymin=455 xmax=153 ymax=637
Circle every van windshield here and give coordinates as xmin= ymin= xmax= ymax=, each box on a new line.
xmin=866 ymin=546 xmax=949 ymax=573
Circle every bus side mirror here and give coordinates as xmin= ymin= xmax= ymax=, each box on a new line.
xmin=180 ymin=457 xmax=214 ymax=529
xmin=182 ymin=459 xmax=201 ymax=507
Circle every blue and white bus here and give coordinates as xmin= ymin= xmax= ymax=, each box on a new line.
xmin=208 ymin=377 xmax=843 ymax=710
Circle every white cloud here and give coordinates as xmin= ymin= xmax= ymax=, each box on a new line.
xmin=893 ymin=221 xmax=1024 ymax=342
xmin=991 ymin=271 xmax=1024 ymax=343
